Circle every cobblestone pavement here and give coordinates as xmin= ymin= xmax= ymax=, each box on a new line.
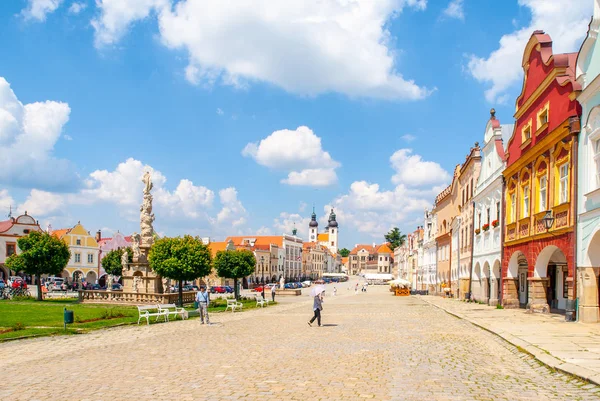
xmin=2 ymin=285 xmax=600 ymax=400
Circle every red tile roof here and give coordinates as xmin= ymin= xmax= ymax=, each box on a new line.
xmin=0 ymin=219 xmax=14 ymax=233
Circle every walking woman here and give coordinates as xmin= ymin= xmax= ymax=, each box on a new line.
xmin=308 ymin=289 xmax=324 ymax=327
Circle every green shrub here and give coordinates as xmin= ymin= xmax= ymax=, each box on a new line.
xmin=12 ymin=322 xmax=25 ymax=331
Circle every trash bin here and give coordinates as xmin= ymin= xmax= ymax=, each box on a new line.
xmin=565 ymin=299 xmax=576 ymax=322
xmin=64 ymin=308 xmax=74 ymax=324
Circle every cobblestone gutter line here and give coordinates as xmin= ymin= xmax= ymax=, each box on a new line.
xmin=421 ymin=297 xmax=600 ymax=386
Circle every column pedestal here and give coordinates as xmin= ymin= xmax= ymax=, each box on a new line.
xmin=578 ymin=267 xmax=599 ymax=323
xmin=527 ymin=277 xmax=550 ymax=314
xmin=502 ymin=278 xmax=519 ymax=308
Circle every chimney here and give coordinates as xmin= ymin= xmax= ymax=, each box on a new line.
xmin=96 ymin=230 xmax=102 ymax=242
xmin=47 ymin=224 xmax=52 ymax=233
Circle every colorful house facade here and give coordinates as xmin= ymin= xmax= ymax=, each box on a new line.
xmin=453 ymin=144 xmax=481 ymax=299
xmin=502 ymin=31 xmax=581 ymax=313
xmin=52 ymin=222 xmax=101 ymax=285
xmin=97 ymin=231 xmax=132 ymax=284
xmin=0 ymin=212 xmax=42 ymax=280
xmin=472 ymin=110 xmax=512 ymax=305
xmin=576 ymin=2 xmax=600 ymax=323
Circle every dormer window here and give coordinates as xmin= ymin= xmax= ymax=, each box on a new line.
xmin=23 ymin=229 xmax=29 ymax=234
xmin=536 ymin=102 xmax=550 ymax=133
xmin=539 ymin=109 xmax=548 ymax=126
xmin=522 ymin=124 xmax=531 ymax=142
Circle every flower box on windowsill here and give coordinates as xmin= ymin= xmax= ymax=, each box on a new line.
xmin=475 ymin=228 xmax=481 ymax=235
xmin=491 ymin=220 xmax=499 ymax=228
xmin=482 ymin=224 xmax=490 ymax=232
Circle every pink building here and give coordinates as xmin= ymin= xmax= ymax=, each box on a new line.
xmin=97 ymin=231 xmax=131 ymax=285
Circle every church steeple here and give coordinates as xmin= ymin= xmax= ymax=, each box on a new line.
xmin=328 ymin=208 xmax=338 ymax=228
xmin=309 ymin=206 xmax=318 ymax=228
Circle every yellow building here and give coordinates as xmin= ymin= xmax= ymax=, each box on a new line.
xmin=52 ymin=222 xmax=100 ymax=285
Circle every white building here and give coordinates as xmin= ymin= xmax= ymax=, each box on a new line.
xmin=422 ymin=209 xmax=437 ymax=293
xmin=576 ymin=2 xmax=600 ymax=323
xmin=472 ymin=110 xmax=512 ymax=305
xmin=0 ymin=212 xmax=43 ymax=280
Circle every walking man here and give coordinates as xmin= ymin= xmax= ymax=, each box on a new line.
xmin=271 ymin=283 xmax=276 ymax=302
xmin=308 ymin=291 xmax=324 ymax=327
xmin=196 ymin=286 xmax=210 ymax=325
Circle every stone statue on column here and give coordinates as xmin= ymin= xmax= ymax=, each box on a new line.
xmin=140 ymin=171 xmax=155 ymax=248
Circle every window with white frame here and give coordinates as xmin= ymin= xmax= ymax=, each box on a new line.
xmin=523 ymin=185 xmax=529 ymax=218
xmin=559 ymin=163 xmax=569 ymax=204
xmin=539 ymin=176 xmax=547 ymax=211
xmin=594 ymin=138 xmax=600 ymax=188
xmin=88 ymin=254 xmax=94 ymax=263
xmin=511 ymin=193 xmax=516 ymax=222
xmin=74 ymin=253 xmax=81 ymax=263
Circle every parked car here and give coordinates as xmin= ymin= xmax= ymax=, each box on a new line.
xmin=284 ymin=283 xmax=295 ymax=289
xmin=182 ymin=285 xmax=195 ymax=291
xmin=111 ymin=283 xmax=123 ymax=291
xmin=0 ymin=279 xmax=5 ymax=289
xmin=91 ymin=284 xmax=103 ymax=290
xmin=314 ymin=279 xmax=325 ymax=284
xmin=211 ymin=286 xmax=226 ymax=294
xmin=224 ymin=286 xmax=234 ymax=293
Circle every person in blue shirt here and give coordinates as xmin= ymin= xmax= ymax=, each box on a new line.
xmin=196 ymin=286 xmax=210 ymax=324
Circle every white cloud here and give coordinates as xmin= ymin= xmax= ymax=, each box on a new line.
xmin=282 ymin=168 xmax=338 ymax=187
xmin=442 ymin=0 xmax=464 ymax=20
xmin=91 ymin=0 xmax=169 ymax=47
xmin=215 ymin=187 xmax=247 ymax=227
xmin=273 ymin=212 xmax=310 ymax=239
xmin=401 ymin=134 xmax=416 ymax=142
xmin=156 ymin=179 xmax=214 ymax=219
xmin=328 ymin=148 xmax=450 ymax=238
xmin=0 ymin=190 xmax=14 ymax=215
xmin=82 ymin=158 xmax=166 ymax=206
xmin=243 ymin=126 xmax=339 ymax=187
xmin=216 ymin=108 xmax=224 ymax=116
xmin=467 ymin=0 xmax=592 ymax=103
xmin=68 ymin=1 xmax=87 ymax=14
xmin=390 ymin=148 xmax=451 ymax=187
xmin=18 ymin=189 xmax=65 ymax=217
xmin=92 ymin=0 xmax=431 ymax=100
xmin=0 ymin=76 xmax=78 ymax=190
xmin=83 ymin=158 xmax=215 ymax=221
xmin=21 ymin=0 xmax=63 ymax=21
xmin=298 ymin=202 xmax=307 ymax=213
xmin=63 ymin=134 xmax=73 ymax=141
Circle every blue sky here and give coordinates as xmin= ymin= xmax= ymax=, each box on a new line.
xmin=0 ymin=0 xmax=594 ymax=249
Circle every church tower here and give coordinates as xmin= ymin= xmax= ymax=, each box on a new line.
xmin=309 ymin=207 xmax=318 ymax=242
xmin=327 ymin=208 xmax=339 ymax=254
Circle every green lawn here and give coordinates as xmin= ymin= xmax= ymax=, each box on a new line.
xmin=0 ymin=297 xmax=277 ymax=341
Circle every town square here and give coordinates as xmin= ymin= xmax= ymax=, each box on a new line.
xmin=3 ymin=0 xmax=600 ymax=400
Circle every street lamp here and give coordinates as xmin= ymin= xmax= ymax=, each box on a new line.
xmin=542 ymin=210 xmax=555 ymax=231
xmin=260 ymin=255 xmax=265 ymax=299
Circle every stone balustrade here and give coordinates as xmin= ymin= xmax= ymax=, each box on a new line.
xmin=78 ymin=290 xmax=197 ymax=305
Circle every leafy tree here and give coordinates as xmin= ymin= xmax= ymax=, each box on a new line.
xmin=149 ymin=235 xmax=212 ymax=306
xmin=213 ymin=249 xmax=256 ymax=300
xmin=338 ymin=248 xmax=350 ymax=257
xmin=101 ymin=247 xmax=133 ymax=277
xmin=384 ymin=227 xmax=406 ymax=251
xmin=5 ymin=231 xmax=70 ymax=301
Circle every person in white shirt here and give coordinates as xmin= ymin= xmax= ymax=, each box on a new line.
xmin=195 ymin=287 xmax=210 ymax=324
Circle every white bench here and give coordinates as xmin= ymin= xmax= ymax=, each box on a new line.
xmin=226 ymin=298 xmax=243 ymax=312
xmin=255 ymin=295 xmax=269 ymax=307
xmin=158 ymin=303 xmax=186 ymax=321
xmin=137 ymin=305 xmax=168 ymax=325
